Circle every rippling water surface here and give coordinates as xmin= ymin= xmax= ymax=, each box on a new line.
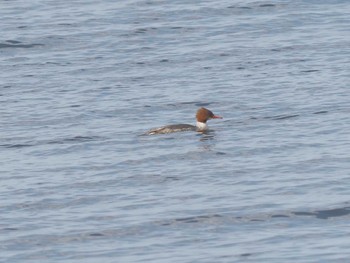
xmin=1 ymin=0 xmax=350 ymax=262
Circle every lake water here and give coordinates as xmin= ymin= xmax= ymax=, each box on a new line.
xmin=1 ymin=0 xmax=350 ymax=262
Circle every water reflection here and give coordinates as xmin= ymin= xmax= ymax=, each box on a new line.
xmin=198 ymin=131 xmax=216 ymax=141
xmin=196 ymin=131 xmax=217 ymax=153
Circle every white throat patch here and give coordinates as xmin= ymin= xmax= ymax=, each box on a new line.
xmin=196 ymin=121 xmax=208 ymax=131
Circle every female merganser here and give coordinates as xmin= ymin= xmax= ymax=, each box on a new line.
xmin=145 ymin=107 xmax=223 ymax=135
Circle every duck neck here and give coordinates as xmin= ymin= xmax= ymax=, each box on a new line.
xmin=196 ymin=121 xmax=208 ymax=131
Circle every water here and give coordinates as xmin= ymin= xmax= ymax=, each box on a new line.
xmin=1 ymin=0 xmax=350 ymax=262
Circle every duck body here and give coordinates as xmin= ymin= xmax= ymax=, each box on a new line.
xmin=145 ymin=107 xmax=222 ymax=135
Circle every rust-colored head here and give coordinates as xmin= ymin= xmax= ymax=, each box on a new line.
xmin=196 ymin=107 xmax=223 ymax=123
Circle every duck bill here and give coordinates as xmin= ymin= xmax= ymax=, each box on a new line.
xmin=212 ymin=115 xmax=223 ymax=119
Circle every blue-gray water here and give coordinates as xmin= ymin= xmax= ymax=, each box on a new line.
xmin=1 ymin=0 xmax=350 ymax=262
